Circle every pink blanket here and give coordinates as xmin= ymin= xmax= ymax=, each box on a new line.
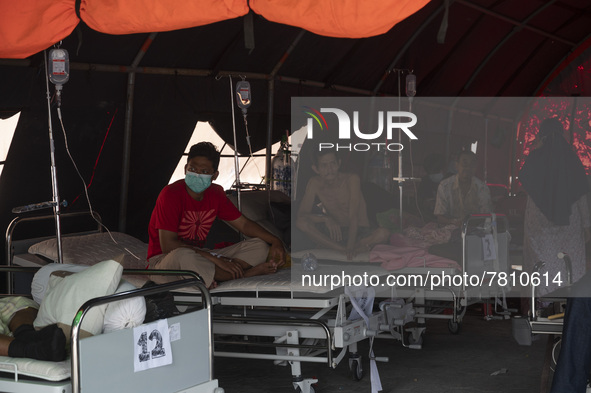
xmin=370 ymin=244 xmax=461 ymax=271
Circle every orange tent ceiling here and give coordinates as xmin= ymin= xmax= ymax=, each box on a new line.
xmin=0 ymin=0 xmax=430 ymax=59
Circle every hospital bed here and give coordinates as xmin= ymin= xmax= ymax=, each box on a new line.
xmin=0 ymin=265 xmax=223 ymax=393
xmin=293 ymin=213 xmax=513 ymax=331
xmin=5 ymin=211 xmax=513 ymax=392
xmin=172 ymin=212 xmax=513 ymax=392
xmin=197 ymin=213 xmax=512 ymax=391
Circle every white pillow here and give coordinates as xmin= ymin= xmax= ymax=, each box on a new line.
xmin=28 ymin=232 xmax=148 ymax=268
xmin=31 ymin=263 xmax=88 ymax=304
xmin=34 ymin=260 xmax=123 ymax=342
xmin=103 ymin=280 xmax=146 ymax=333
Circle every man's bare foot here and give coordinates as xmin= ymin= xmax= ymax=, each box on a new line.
xmin=245 ymin=261 xmax=278 ymax=277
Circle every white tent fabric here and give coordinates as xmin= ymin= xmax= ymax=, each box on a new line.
xmin=0 ymin=112 xmax=20 ymax=179
xmin=169 ymin=121 xmax=282 ymax=191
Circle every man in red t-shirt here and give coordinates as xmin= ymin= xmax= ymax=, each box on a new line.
xmin=147 ymin=142 xmax=285 ymax=288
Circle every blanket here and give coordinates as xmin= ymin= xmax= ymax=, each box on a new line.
xmin=370 ymin=244 xmax=461 ymax=271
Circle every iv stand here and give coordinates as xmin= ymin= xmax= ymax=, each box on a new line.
xmin=229 ymin=75 xmax=242 ymax=212
xmin=44 ymin=51 xmax=64 ymax=263
xmin=391 ymin=69 xmax=419 ymax=229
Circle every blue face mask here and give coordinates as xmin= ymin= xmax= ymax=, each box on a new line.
xmin=185 ymin=172 xmax=212 ymax=194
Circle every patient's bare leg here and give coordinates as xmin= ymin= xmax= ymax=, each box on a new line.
xmin=214 ymin=258 xmax=277 ymax=282
xmin=245 ymin=261 xmax=278 ymax=277
xmin=296 ymin=218 xmax=346 ymax=253
xmin=0 ymin=335 xmax=12 ymax=356
xmin=0 ymin=307 xmax=38 ymax=356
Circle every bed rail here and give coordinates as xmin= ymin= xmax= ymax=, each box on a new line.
xmin=4 ymin=212 xmax=103 ymax=293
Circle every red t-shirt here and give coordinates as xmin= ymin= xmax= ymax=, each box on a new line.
xmin=147 ymin=180 xmax=241 ymax=259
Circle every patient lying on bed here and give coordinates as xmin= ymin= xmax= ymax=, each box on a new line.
xmin=147 ymin=142 xmax=286 ymax=288
xmin=296 ymin=150 xmax=390 ymax=260
xmin=0 ymin=298 xmax=65 ymax=361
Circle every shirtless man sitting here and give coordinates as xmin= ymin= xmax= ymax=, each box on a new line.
xmin=296 ymin=150 xmax=390 ymax=260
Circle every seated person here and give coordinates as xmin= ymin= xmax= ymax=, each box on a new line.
xmin=434 ymin=150 xmax=492 ymax=226
xmin=296 ymin=150 xmax=390 ymax=260
xmin=429 ymin=150 xmax=492 ymax=261
xmin=147 ymin=142 xmax=285 ymax=289
xmin=0 ymin=297 xmax=66 ymax=361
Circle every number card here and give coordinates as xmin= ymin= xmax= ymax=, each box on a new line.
xmin=482 ymin=234 xmax=497 ymax=261
xmin=134 ymin=319 xmax=173 ymax=372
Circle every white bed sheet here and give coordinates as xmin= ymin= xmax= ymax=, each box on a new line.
xmin=193 ymin=262 xmax=459 ymax=300
xmin=0 ymin=357 xmax=70 ymax=382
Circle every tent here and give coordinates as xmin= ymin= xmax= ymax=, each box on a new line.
xmin=1 ymin=0 xmax=591 ymax=250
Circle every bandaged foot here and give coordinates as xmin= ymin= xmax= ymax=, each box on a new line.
xmin=12 ymin=324 xmax=37 ymax=341
xmin=9 ymin=324 xmax=66 ymax=361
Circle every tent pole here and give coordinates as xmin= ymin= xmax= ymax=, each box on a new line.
xmin=118 ymin=33 xmax=157 ymax=232
xmin=118 ymin=71 xmax=135 ymax=232
xmin=265 ymin=30 xmax=304 ymax=190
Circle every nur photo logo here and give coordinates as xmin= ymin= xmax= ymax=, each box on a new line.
xmin=302 ymin=104 xmax=417 ymax=152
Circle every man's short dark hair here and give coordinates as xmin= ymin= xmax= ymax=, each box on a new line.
xmin=456 ymin=150 xmax=476 ymax=162
xmin=188 ymin=142 xmax=220 ymax=170
xmin=311 ymin=149 xmax=339 ymax=166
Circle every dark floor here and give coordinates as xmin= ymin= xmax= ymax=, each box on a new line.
xmin=214 ymin=308 xmax=550 ymax=393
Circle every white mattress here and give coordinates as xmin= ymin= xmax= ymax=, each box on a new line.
xmin=0 ymin=357 xmax=70 ymax=382
xmin=208 ymin=263 xmax=398 ymax=295
xmin=173 ymin=258 xmax=459 ymax=299
xmin=209 ymin=268 xmax=341 ymax=295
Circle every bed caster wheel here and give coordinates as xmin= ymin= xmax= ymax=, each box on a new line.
xmin=294 ymin=379 xmax=317 ymax=393
xmin=448 ymin=320 xmax=461 ymax=335
xmin=349 ymin=358 xmax=364 ymax=381
xmin=295 ymin=386 xmax=315 ymax=393
xmin=407 ymin=332 xmax=424 ymax=346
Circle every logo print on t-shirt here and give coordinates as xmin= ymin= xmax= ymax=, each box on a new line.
xmin=179 ymin=209 xmax=216 ymax=242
